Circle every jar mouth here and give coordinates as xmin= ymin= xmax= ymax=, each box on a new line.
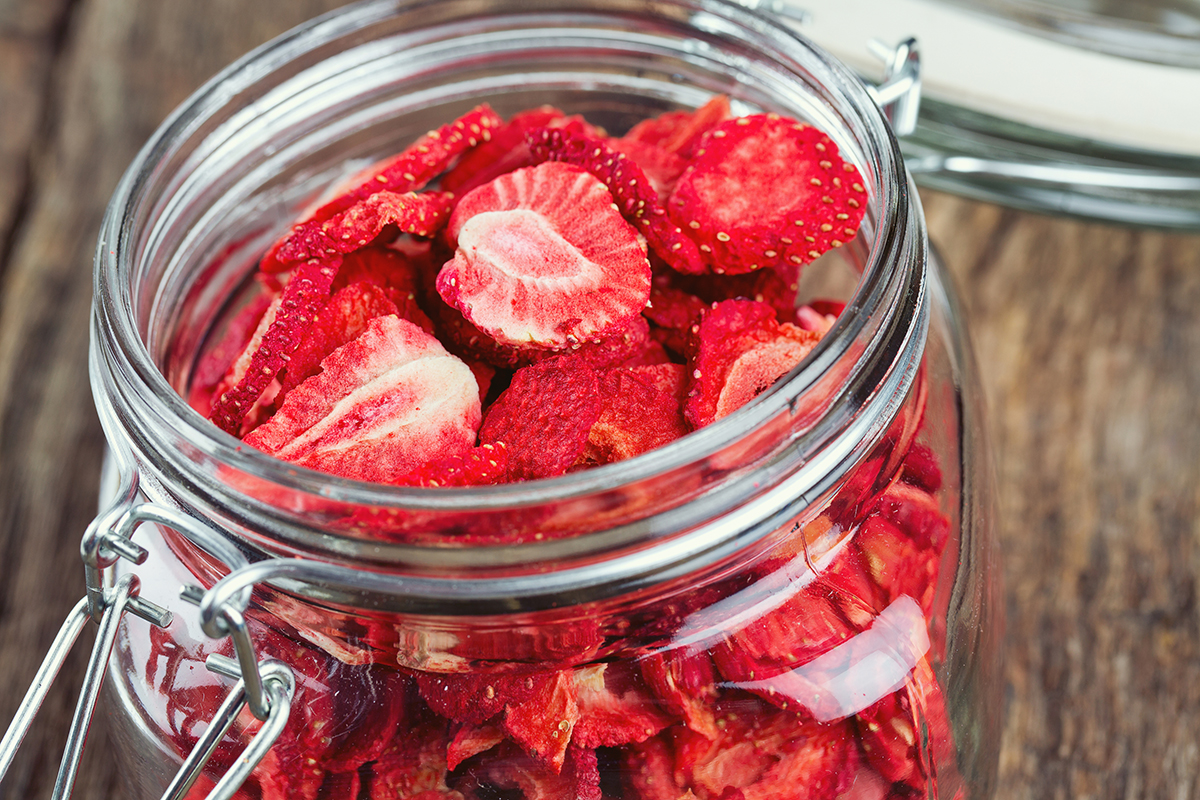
xmin=92 ymin=0 xmax=925 ymax=579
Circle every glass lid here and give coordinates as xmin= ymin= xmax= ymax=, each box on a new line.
xmin=788 ymin=0 xmax=1200 ymax=229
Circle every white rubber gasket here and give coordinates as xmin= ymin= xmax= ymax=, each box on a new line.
xmin=792 ymin=0 xmax=1200 ymax=157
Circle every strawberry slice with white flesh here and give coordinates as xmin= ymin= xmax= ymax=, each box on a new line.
xmin=436 ymin=161 xmax=651 ymax=351
xmin=244 ymin=315 xmax=481 ymax=483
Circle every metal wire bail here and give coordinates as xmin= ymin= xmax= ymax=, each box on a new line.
xmin=0 ymin=456 xmax=296 ymax=800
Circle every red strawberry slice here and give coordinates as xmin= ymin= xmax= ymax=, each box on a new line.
xmin=673 ymin=698 xmax=853 ymax=800
xmin=738 ymin=721 xmax=855 ymax=800
xmin=270 ymin=189 xmax=454 ymax=266
xmin=367 ymin=717 xmax=459 ymax=800
xmin=710 ymin=581 xmax=858 ymax=707
xmin=446 ymin=721 xmax=506 ymax=770
xmin=529 ymin=126 xmax=707 ymax=276
xmin=478 ymin=355 xmax=604 ymax=481
xmin=261 ymin=105 xmax=503 ymax=273
xmin=277 ymin=281 xmax=399 ymax=397
xmin=190 ymin=285 xmax=278 ymax=416
xmin=462 ymin=743 xmax=601 ymax=800
xmin=561 ymin=315 xmax=670 ymax=370
xmin=577 ymin=363 xmax=689 ymax=466
xmin=571 ymin=663 xmax=674 ymax=748
xmin=608 ymin=136 xmax=687 ymax=199
xmin=876 ymin=482 xmax=950 ymax=552
xmin=855 ymin=690 xmax=918 ymax=785
xmin=391 ymin=442 xmax=509 ymax=488
xmin=620 ymin=94 xmax=733 ymax=158
xmin=417 ymin=669 xmax=549 ymax=726
xmin=329 ymin=244 xmax=437 ymax=336
xmin=684 ymin=298 xmax=821 ymax=429
xmin=668 ymin=113 xmax=867 ymax=275
xmin=899 ymin=441 xmax=942 ymax=492
xmin=243 ymin=315 xmax=481 ymax=483
xmin=440 ymin=106 xmax=606 ymax=198
xmin=645 ymin=271 xmax=709 ymax=357
xmin=501 ymin=669 xmax=580 ymax=773
xmin=639 ymin=649 xmax=720 ymax=739
xmin=205 ymin=292 xmax=282 ymax=426
xmin=856 ymin=514 xmax=940 ymax=614
xmin=622 ymin=734 xmax=685 ymax=800
xmin=437 ymin=161 xmax=651 ymax=350
xmin=320 ymin=664 xmax=411 ymax=773
xmin=209 ymin=255 xmax=342 ymax=435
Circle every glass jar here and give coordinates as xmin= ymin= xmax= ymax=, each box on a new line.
xmin=88 ymin=1 xmax=1002 ymax=798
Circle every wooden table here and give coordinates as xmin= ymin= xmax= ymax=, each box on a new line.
xmin=1 ymin=1 xmax=1197 ymax=797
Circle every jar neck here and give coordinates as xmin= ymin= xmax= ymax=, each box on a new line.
xmin=90 ymin=0 xmax=928 ymax=609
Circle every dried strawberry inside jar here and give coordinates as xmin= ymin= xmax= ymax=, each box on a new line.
xmin=82 ymin=2 xmax=1003 ymax=799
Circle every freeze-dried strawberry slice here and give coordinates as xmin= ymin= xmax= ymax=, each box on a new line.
xmin=448 ymin=618 xmax=605 ymax=665
xmin=645 ymin=272 xmax=709 ymax=357
xmin=620 ymin=94 xmax=732 ymax=158
xmin=204 ymin=292 xmax=282 ymax=424
xmin=819 ymin=536 xmax=888 ymax=630
xmin=608 ymin=137 xmax=687 ymax=199
xmin=684 ymin=298 xmax=821 ymax=429
xmin=640 ymin=649 xmax=720 ymax=739
xmin=876 ymin=482 xmax=949 ymax=552
xmin=855 ymin=514 xmax=940 ymax=613
xmin=321 ymin=664 xmax=411 ymax=772
xmin=417 ymin=669 xmax=549 ymax=726
xmin=438 ymin=106 xmax=604 ymax=198
xmin=529 ymin=126 xmax=707 ymax=276
xmin=564 ymin=315 xmax=670 ymax=370
xmin=796 ymin=299 xmax=846 ymax=336
xmin=368 ymin=717 xmax=460 ymax=800
xmin=462 ymin=743 xmax=601 ymax=800
xmin=429 ymin=297 xmax=542 ymax=369
xmin=571 ymin=663 xmax=674 ymax=748
xmin=577 ymin=363 xmax=689 ymax=466
xmin=392 ymin=442 xmax=509 ymax=488
xmin=855 ymin=690 xmax=918 ymax=785
xmin=243 ymin=315 xmax=481 ymax=483
xmin=190 ymin=285 xmax=278 ymax=416
xmin=210 ymin=256 xmax=342 ymax=435
xmin=447 ymin=721 xmax=506 ymax=770
xmin=478 ymin=355 xmax=603 ymax=481
xmin=270 ymin=189 xmax=454 ymax=267
xmin=668 ymin=114 xmax=866 ymax=275
xmin=622 ymin=734 xmax=686 ymax=800
xmin=256 ymin=746 xmax=324 ymax=800
xmin=673 ymin=699 xmax=853 ymax=800
xmin=438 ymin=161 xmax=651 ymax=350
xmin=855 ymin=659 xmax=955 ymax=793
xmin=900 ymin=441 xmax=942 ymax=492
xmin=331 ymin=245 xmax=437 ymax=335
xmin=738 ymin=722 xmax=854 ymax=800
xmin=261 ymin=105 xmax=503 ymax=273
xmin=710 ymin=581 xmax=858 ymax=705
xmin=501 ymin=669 xmax=580 ymax=772
xmin=278 ymin=281 xmax=399 ymax=397
xmin=432 ymin=301 xmax=665 ymax=372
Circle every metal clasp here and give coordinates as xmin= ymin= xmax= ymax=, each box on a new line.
xmin=866 ymin=37 xmax=921 ymax=138
xmin=0 ymin=463 xmax=295 ymax=800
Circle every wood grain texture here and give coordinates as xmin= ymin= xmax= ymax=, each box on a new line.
xmin=924 ymin=194 xmax=1200 ymax=799
xmin=0 ymin=1 xmax=1197 ymax=798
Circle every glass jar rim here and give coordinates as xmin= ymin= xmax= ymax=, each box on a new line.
xmin=91 ymin=0 xmax=926 ymax=580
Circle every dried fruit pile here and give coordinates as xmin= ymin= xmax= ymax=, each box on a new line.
xmin=176 ymin=101 xmax=959 ymax=799
xmin=191 ymin=98 xmax=867 ymax=484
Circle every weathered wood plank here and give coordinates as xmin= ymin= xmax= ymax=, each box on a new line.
xmin=0 ymin=1 xmax=347 ymax=796
xmin=922 ymin=191 xmax=1200 ymax=800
